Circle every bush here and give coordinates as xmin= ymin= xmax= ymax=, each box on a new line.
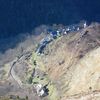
xmin=28 ymin=76 xmax=33 ymax=84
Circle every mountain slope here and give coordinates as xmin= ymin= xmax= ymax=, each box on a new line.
xmin=0 ymin=23 xmax=100 ymax=100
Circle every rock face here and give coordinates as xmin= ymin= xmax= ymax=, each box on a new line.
xmin=0 ymin=23 xmax=100 ymax=100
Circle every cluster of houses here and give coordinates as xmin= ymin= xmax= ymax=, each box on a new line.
xmin=36 ymin=21 xmax=87 ymax=54
xmin=34 ymin=84 xmax=49 ymax=97
xmin=36 ymin=36 xmax=53 ymax=54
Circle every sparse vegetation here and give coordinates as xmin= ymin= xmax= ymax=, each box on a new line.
xmin=0 ymin=95 xmax=29 ymax=100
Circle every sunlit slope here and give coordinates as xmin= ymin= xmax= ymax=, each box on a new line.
xmin=39 ymin=23 xmax=100 ymax=99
